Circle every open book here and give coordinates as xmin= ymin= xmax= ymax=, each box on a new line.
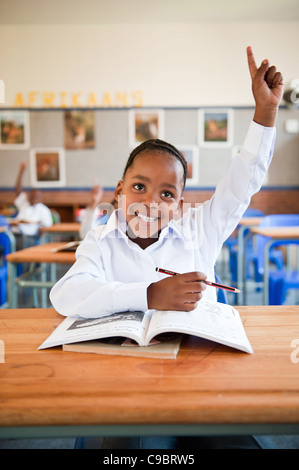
xmin=38 ymin=299 xmax=253 ymax=356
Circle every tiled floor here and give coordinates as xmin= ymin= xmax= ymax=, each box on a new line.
xmin=0 ymin=438 xmax=76 ymax=449
xmin=1 ymin=258 xmax=298 ymax=449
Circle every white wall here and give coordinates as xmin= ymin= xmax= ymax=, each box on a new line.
xmin=0 ymin=22 xmax=298 ymax=108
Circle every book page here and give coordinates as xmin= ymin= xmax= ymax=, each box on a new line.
xmin=146 ymin=300 xmax=253 ymax=353
xmin=38 ymin=310 xmax=151 ymax=349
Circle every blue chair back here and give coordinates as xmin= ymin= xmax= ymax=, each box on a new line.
xmin=243 ymin=208 xmax=264 ymax=217
xmin=259 ymin=214 xmax=299 ymax=228
xmin=0 ymin=231 xmax=12 ymax=305
xmin=256 ymin=214 xmax=299 ymax=276
xmin=0 ymin=232 xmax=11 ymax=269
xmin=0 ymin=215 xmax=9 ymax=228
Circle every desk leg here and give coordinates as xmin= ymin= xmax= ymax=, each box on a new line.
xmin=237 ymin=226 xmax=246 ymax=305
xmin=50 ymin=263 xmax=57 ymax=283
xmin=40 ymin=233 xmax=49 ymax=244
xmin=8 ymin=262 xmax=17 ymax=309
xmin=41 ymin=263 xmax=48 ymax=308
xmin=242 ymin=231 xmax=252 ymax=305
xmin=263 ymin=240 xmax=273 ymax=305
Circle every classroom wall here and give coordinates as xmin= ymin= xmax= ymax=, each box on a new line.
xmin=0 ymin=21 xmax=298 ymax=214
xmin=0 ymin=107 xmax=298 ymax=189
xmin=0 ymin=22 xmax=299 ymax=107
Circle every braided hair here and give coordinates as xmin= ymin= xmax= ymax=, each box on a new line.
xmin=122 ymin=139 xmax=187 ymax=189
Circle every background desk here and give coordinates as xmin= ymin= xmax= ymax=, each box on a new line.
xmin=6 ymin=243 xmax=75 ymax=308
xmin=40 ymin=223 xmax=81 ymax=242
xmin=1 ymin=306 xmax=299 ymax=439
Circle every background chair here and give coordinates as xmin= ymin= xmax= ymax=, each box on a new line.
xmin=0 ymin=230 xmax=13 ymax=307
xmin=0 ymin=216 xmax=11 ymax=306
xmin=254 ymin=214 xmax=299 ymax=305
xmin=0 ymin=214 xmax=9 ymax=229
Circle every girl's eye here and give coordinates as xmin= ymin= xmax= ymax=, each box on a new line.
xmin=133 ymin=183 xmax=145 ymax=191
xmin=161 ymin=190 xmax=174 ymax=199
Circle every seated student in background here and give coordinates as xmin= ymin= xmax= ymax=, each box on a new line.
xmin=51 ymin=47 xmax=283 ymax=320
xmin=50 ymin=47 xmax=283 ymax=449
xmin=13 ymin=161 xmax=53 ymax=248
xmin=79 ymin=183 xmax=117 ymax=239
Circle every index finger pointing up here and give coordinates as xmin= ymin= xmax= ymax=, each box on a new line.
xmin=247 ymin=46 xmax=258 ymax=79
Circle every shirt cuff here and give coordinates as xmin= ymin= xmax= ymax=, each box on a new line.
xmin=112 ymin=282 xmax=151 ymax=313
xmin=243 ymin=120 xmax=276 ymax=159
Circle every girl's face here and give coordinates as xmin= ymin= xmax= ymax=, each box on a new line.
xmin=115 ymin=151 xmax=184 ymax=248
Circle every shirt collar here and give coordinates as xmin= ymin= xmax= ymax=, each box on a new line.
xmin=98 ymin=208 xmax=127 ymax=240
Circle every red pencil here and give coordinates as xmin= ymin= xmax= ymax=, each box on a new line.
xmin=155 ymin=267 xmax=240 ymax=293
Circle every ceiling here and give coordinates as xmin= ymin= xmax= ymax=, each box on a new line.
xmin=1 ymin=0 xmax=299 ymax=24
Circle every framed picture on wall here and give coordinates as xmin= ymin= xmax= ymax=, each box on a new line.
xmin=30 ymin=148 xmax=66 ymax=188
xmin=177 ymin=145 xmax=199 ymax=186
xmin=64 ymin=110 xmax=95 ymax=149
xmin=0 ymin=111 xmax=30 ymax=149
xmin=129 ymin=109 xmax=164 ymax=146
xmin=198 ymin=109 xmax=233 ymax=147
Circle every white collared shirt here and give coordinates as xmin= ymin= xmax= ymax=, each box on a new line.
xmin=50 ymin=121 xmax=276 ymax=318
xmin=14 ymin=192 xmax=53 ymax=236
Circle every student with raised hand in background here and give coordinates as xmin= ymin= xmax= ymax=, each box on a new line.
xmin=51 ymin=47 xmax=283 ymax=320
xmin=13 ymin=161 xmax=53 ymax=248
xmin=79 ymin=183 xmax=104 ymax=239
xmin=79 ymin=182 xmax=117 ymax=239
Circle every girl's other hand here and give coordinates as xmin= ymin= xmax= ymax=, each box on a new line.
xmin=147 ymin=271 xmax=207 ymax=312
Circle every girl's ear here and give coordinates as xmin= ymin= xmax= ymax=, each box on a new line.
xmin=114 ymin=180 xmax=123 ymax=199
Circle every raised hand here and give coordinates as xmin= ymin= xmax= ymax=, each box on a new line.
xmin=247 ymin=46 xmax=284 ymax=127
xmin=90 ymin=184 xmax=103 ymax=208
xmin=19 ymin=160 xmax=28 ymax=172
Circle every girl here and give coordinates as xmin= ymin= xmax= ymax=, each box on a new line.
xmin=50 ymin=47 xmax=283 ymax=318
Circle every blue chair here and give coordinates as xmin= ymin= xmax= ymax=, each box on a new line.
xmin=0 ymin=214 xmax=9 ymax=229
xmin=255 ymin=214 xmax=299 ymax=305
xmin=0 ymin=216 xmax=10 ymax=305
xmin=0 ymin=230 xmax=12 ymax=306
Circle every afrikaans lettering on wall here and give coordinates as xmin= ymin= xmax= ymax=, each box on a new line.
xmin=13 ymin=90 xmax=144 ymax=108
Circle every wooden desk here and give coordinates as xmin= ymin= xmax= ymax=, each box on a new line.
xmin=250 ymin=226 xmax=299 ymax=304
xmin=1 ymin=306 xmax=299 ymax=439
xmin=251 ymin=227 xmax=299 ymax=239
xmin=40 ymin=222 xmax=81 ymax=242
xmin=6 ymin=243 xmax=75 ymax=308
xmin=239 ymin=217 xmax=263 ymax=227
